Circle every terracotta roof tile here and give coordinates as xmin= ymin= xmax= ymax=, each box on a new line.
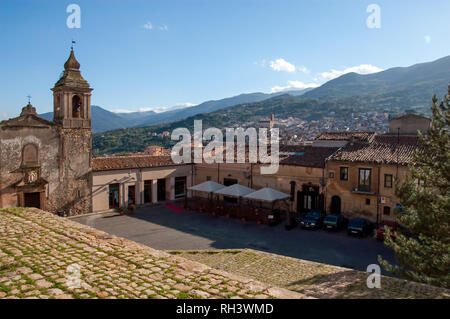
xmin=92 ymin=155 xmax=180 ymax=171
xmin=279 ymin=145 xmax=339 ymax=168
xmin=315 ymin=132 xmax=375 ymax=142
xmin=329 ymin=135 xmax=419 ymax=165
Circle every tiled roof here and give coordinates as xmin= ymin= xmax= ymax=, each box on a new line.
xmin=279 ymin=145 xmax=339 ymax=168
xmin=92 ymin=156 xmax=180 ymax=171
xmin=329 ymin=135 xmax=419 ymax=165
xmin=314 ymin=132 xmax=375 ymax=142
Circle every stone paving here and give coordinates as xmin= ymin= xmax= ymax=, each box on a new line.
xmin=0 ymin=208 xmax=303 ymax=299
xmin=171 ymin=250 xmax=450 ymax=299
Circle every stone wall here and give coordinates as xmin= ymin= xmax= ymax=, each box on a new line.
xmin=0 ymin=126 xmax=60 ymax=209
xmin=0 ymin=125 xmax=92 ymax=216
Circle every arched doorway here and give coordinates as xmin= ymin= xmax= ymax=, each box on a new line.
xmin=331 ymin=195 xmax=341 ymax=214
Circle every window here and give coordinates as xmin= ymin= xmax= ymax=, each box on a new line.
xmin=358 ymin=168 xmax=372 ymax=192
xmin=384 ymin=174 xmax=393 ymax=188
xmin=175 ymin=177 xmax=187 ymax=198
xmin=340 ymin=167 xmax=348 ymax=181
xmin=383 ymin=206 xmax=391 ymax=216
xmin=22 ymin=144 xmax=39 ymax=167
xmin=329 ymin=171 xmax=335 ymax=179
xmin=366 ymin=198 xmax=371 ymax=205
xmin=206 ymin=176 xmax=211 ymax=181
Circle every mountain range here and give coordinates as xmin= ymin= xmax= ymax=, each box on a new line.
xmin=91 ymin=55 xmax=450 ymax=155
xmin=40 ymin=89 xmax=312 ymax=133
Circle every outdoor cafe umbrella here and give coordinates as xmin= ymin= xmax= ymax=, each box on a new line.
xmin=213 ymin=184 xmax=255 ymax=218
xmin=243 ymin=187 xmax=290 ymax=223
xmin=188 ymin=181 xmax=225 ymax=212
xmin=188 ymin=181 xmax=225 ymax=193
xmin=243 ymin=187 xmax=290 ymax=202
xmin=213 ymin=184 xmax=255 ymax=198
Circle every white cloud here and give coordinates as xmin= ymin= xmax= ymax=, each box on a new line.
xmin=424 ymin=35 xmax=431 ymax=44
xmin=254 ymin=59 xmax=267 ymax=68
xmin=296 ymin=66 xmax=310 ymax=74
xmin=143 ymin=22 xmax=153 ymax=30
xmin=173 ymin=102 xmax=196 ymax=108
xmin=113 ymin=102 xmax=196 ymax=114
xmin=143 ymin=22 xmax=169 ymax=31
xmin=320 ymin=64 xmax=383 ymax=80
xmin=270 ymin=58 xmax=296 ymax=72
xmin=270 ymin=81 xmax=320 ymax=93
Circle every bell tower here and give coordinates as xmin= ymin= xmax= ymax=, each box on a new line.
xmin=51 ymin=48 xmax=93 ymax=128
xmin=49 ymin=47 xmax=93 ymax=215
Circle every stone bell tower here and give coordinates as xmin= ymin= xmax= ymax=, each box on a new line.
xmin=51 ymin=48 xmax=93 ymax=128
xmin=50 ymin=48 xmax=93 ymax=215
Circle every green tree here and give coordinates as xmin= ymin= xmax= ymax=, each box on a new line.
xmin=379 ymin=86 xmax=450 ymax=288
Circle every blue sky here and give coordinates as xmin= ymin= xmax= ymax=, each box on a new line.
xmin=0 ymin=0 xmax=449 ymax=119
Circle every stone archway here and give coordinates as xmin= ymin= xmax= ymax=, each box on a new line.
xmin=331 ymin=195 xmax=341 ymax=215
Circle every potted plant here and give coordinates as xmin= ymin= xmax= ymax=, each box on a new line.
xmin=118 ymin=206 xmax=125 ymax=216
xmin=128 ymin=203 xmax=136 ymax=214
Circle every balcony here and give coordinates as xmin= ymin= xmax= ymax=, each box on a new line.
xmin=351 ymin=186 xmax=375 ymax=195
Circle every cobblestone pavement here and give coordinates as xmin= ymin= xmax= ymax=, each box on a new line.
xmin=171 ymin=250 xmax=450 ymax=299
xmin=0 ymin=208 xmax=304 ymax=299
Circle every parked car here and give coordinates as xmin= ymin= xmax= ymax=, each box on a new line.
xmin=377 ymin=221 xmax=397 ymax=241
xmin=347 ymin=218 xmax=373 ymax=237
xmin=267 ymin=210 xmax=282 ymax=226
xmin=323 ymin=214 xmax=348 ymax=230
xmin=298 ymin=210 xmax=324 ymax=230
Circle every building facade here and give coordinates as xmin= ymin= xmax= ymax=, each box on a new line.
xmin=0 ymin=49 xmax=92 ymax=215
xmin=325 ymin=135 xmax=419 ymax=223
xmin=92 ymin=156 xmax=192 ymax=212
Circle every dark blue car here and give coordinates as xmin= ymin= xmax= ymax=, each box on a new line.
xmin=347 ymin=218 xmax=373 ymax=237
xmin=298 ymin=210 xmax=324 ymax=230
xmin=324 ymin=214 xmax=348 ymax=230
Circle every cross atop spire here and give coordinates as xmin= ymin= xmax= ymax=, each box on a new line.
xmin=71 ymin=39 xmax=76 ymax=51
xmin=27 ymin=94 xmax=32 ymax=104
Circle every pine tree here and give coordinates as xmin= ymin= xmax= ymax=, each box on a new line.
xmin=378 ymin=85 xmax=450 ymax=288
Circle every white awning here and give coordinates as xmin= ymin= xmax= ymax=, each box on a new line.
xmin=243 ymin=187 xmax=290 ymax=202
xmin=213 ymin=184 xmax=255 ymax=198
xmin=188 ymin=181 xmax=225 ymax=193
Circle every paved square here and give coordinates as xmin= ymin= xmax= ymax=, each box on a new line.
xmin=74 ymin=204 xmax=396 ymax=273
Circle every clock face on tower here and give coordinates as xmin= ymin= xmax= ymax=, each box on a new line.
xmin=26 ymin=169 xmax=38 ymax=184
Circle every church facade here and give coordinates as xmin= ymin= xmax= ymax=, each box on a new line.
xmin=0 ymin=49 xmax=93 ymax=215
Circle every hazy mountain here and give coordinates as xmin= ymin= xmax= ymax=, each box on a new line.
xmin=40 ymin=88 xmax=311 ymax=133
xmin=92 ymin=55 xmax=450 ymax=155
xmin=116 ymin=88 xmax=312 ymax=128
xmin=303 ymin=55 xmax=450 ymax=108
xmin=40 ymin=105 xmax=134 ymax=133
